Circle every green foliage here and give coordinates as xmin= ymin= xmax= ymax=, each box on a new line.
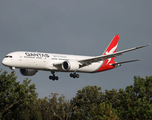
xmin=71 ymin=85 xmax=105 ymax=119
xmin=90 ymin=102 xmax=119 ymax=120
xmin=104 ymin=89 xmax=119 ymax=109
xmin=71 ymin=76 xmax=152 ymax=120
xmin=0 ymin=70 xmax=37 ymax=119
xmin=1 ymin=69 xmax=152 ymax=120
xmin=48 ymin=93 xmax=73 ymax=120
xmin=27 ymin=97 xmax=52 ymax=120
xmin=117 ymin=76 xmax=152 ymax=119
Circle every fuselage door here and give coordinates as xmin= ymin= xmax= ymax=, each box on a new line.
xmin=18 ymin=54 xmax=23 ymax=61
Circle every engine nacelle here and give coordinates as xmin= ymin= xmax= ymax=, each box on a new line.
xmin=62 ymin=60 xmax=80 ymax=71
xmin=20 ymin=69 xmax=37 ymax=76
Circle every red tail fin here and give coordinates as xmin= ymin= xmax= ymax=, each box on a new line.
xmin=103 ymin=35 xmax=120 ymax=55
xmin=96 ymin=35 xmax=120 ymax=72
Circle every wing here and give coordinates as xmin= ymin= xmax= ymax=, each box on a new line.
xmin=78 ymin=44 xmax=150 ymax=66
xmin=53 ymin=44 xmax=150 ymax=68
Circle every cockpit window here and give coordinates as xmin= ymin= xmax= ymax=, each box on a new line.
xmin=5 ymin=55 xmax=12 ymax=58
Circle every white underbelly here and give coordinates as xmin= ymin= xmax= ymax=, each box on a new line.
xmin=77 ymin=62 xmax=103 ymax=73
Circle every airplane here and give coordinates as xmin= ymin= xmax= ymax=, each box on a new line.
xmin=2 ymin=35 xmax=150 ymax=81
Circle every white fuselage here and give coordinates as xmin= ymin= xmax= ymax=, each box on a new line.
xmin=2 ymin=35 xmax=149 ymax=80
xmin=2 ymin=51 xmax=103 ymax=73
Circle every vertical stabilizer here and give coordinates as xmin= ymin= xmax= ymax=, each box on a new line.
xmin=103 ymin=35 xmax=120 ymax=55
xmin=102 ymin=35 xmax=120 ymax=64
xmin=96 ymin=35 xmax=120 ymax=72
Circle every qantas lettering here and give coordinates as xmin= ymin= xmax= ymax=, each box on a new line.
xmin=25 ymin=52 xmax=49 ymax=58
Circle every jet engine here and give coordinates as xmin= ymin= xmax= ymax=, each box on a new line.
xmin=20 ymin=69 xmax=37 ymax=76
xmin=62 ymin=60 xmax=80 ymax=71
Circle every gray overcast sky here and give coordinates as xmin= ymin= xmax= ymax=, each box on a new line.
xmin=0 ymin=0 xmax=152 ymax=99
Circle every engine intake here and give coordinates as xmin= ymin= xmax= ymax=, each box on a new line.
xmin=20 ymin=69 xmax=37 ymax=76
xmin=62 ymin=60 xmax=80 ymax=71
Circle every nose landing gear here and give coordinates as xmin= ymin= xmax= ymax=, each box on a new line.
xmin=10 ymin=67 xmax=15 ymax=74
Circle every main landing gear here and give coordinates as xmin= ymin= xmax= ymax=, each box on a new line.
xmin=49 ymin=71 xmax=80 ymax=81
xmin=70 ymin=73 xmax=79 ymax=78
xmin=49 ymin=71 xmax=59 ymax=81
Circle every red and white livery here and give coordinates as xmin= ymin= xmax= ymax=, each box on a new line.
xmin=2 ymin=35 xmax=150 ymax=80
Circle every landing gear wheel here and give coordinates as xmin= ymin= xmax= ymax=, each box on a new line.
xmin=49 ymin=76 xmax=59 ymax=81
xmin=55 ymin=76 xmax=59 ymax=80
xmin=70 ymin=73 xmax=73 ymax=77
xmin=52 ymin=76 xmax=55 ymax=81
xmin=70 ymin=73 xmax=79 ymax=79
xmin=11 ymin=71 xmax=15 ymax=74
xmin=49 ymin=76 xmax=52 ymax=79
xmin=49 ymin=71 xmax=59 ymax=81
xmin=76 ymin=74 xmax=79 ymax=78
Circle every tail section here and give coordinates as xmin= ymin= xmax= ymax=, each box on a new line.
xmin=103 ymin=35 xmax=120 ymax=64
xmin=96 ymin=35 xmax=120 ymax=72
xmin=103 ymin=35 xmax=120 ymax=55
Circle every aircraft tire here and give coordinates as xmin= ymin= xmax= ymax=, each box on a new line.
xmin=11 ymin=70 xmax=15 ymax=74
xmin=70 ymin=73 xmax=73 ymax=77
xmin=52 ymin=77 xmax=55 ymax=81
xmin=76 ymin=74 xmax=79 ymax=78
xmin=55 ymin=76 xmax=59 ymax=80
xmin=49 ymin=76 xmax=52 ymax=80
xmin=49 ymin=75 xmax=59 ymax=81
xmin=70 ymin=73 xmax=79 ymax=78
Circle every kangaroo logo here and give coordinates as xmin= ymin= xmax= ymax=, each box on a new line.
xmin=105 ymin=44 xmax=118 ymax=65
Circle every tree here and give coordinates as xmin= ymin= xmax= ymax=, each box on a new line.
xmin=25 ymin=97 xmax=51 ymax=120
xmin=48 ymin=93 xmax=74 ymax=120
xmin=0 ymin=70 xmax=37 ymax=119
xmin=89 ymin=102 xmax=119 ymax=120
xmin=71 ymin=85 xmax=105 ymax=119
xmin=1 ymin=69 xmax=152 ymax=120
xmin=104 ymin=89 xmax=119 ymax=109
xmin=71 ymin=76 xmax=152 ymax=119
xmin=117 ymin=76 xmax=152 ymax=119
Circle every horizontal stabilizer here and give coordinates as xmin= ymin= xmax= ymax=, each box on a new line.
xmin=111 ymin=59 xmax=142 ymax=66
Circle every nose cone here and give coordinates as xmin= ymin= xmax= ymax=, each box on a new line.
xmin=2 ymin=59 xmax=7 ymax=66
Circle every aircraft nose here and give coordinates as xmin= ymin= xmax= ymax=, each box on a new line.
xmin=2 ymin=59 xmax=7 ymax=66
